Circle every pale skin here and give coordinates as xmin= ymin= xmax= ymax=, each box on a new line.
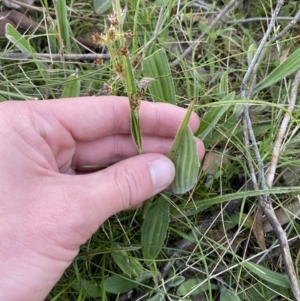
xmin=0 ymin=96 xmax=205 ymax=300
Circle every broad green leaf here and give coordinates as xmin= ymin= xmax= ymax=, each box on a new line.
xmin=142 ymin=49 xmax=176 ymax=104
xmin=176 ymin=278 xmax=218 ymax=296
xmin=168 ymin=100 xmax=195 ymax=161
xmin=242 ymin=262 xmax=300 ymax=288
xmin=103 ymin=274 xmax=140 ymax=294
xmin=62 ymin=71 xmax=81 ymax=98
xmin=148 ymin=293 xmax=164 ymax=301
xmin=167 ymin=275 xmax=185 ymax=288
xmin=220 ymin=287 xmax=241 ymax=301
xmin=72 ymin=278 xmax=101 ymax=298
xmin=195 ymin=92 xmax=235 ymax=140
xmin=254 ymin=48 xmax=300 ymax=94
xmin=172 ymin=126 xmax=200 ymax=194
xmin=110 ymin=243 xmax=143 ymax=278
xmin=103 ymin=271 xmax=152 ymax=294
xmin=56 ymin=0 xmax=71 ymax=52
xmin=167 ymin=100 xmax=200 ymax=194
xmin=141 ymin=196 xmax=170 ymax=261
xmin=238 ymin=281 xmax=289 ymax=300
xmin=94 ymin=0 xmax=112 ymax=15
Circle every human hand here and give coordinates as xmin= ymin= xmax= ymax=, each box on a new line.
xmin=0 ymin=97 xmax=205 ymax=300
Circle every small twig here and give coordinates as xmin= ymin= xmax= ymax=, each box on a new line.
xmin=267 ymin=70 xmax=300 ymax=186
xmin=226 ymin=16 xmax=298 ymax=24
xmin=170 ymin=0 xmax=242 ymax=68
xmin=0 ymin=52 xmax=110 ymax=61
xmin=273 ymin=9 xmax=300 ymax=43
xmin=241 ymin=0 xmax=300 ymax=299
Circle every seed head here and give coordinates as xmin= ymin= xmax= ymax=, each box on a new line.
xmin=102 ymin=83 xmax=112 ymax=94
xmin=115 ymin=63 xmax=124 ymax=74
xmin=120 ymin=44 xmax=129 ymax=56
xmin=124 ymin=30 xmax=133 ymax=39
xmin=107 ymin=26 xmax=117 ymax=42
xmin=108 ymin=14 xmax=118 ymax=28
xmin=94 ymin=58 xmax=103 ymax=67
xmin=92 ymin=32 xmax=106 ymax=45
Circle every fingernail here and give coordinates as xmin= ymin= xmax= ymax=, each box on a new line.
xmin=149 ymin=158 xmax=175 ymax=190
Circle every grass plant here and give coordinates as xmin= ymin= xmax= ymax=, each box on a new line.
xmin=1 ymin=0 xmax=300 ymax=300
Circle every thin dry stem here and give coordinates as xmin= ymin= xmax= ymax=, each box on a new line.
xmin=170 ymin=0 xmax=242 ymax=68
xmin=273 ymin=9 xmax=300 ymax=43
xmin=241 ymin=0 xmax=300 ymax=299
xmin=267 ymin=70 xmax=300 ymax=186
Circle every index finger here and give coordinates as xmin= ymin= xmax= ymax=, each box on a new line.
xmin=40 ymin=96 xmax=200 ymax=141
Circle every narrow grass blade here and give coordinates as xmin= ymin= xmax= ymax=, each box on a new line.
xmin=142 ymin=49 xmax=176 ymax=104
xmin=5 ymin=23 xmax=49 ymax=87
xmin=55 ymin=0 xmax=71 ymax=52
xmin=62 ymin=70 xmax=81 ymax=98
xmin=141 ymin=196 xmax=170 ymax=261
xmin=254 ymin=48 xmax=300 ymax=94
xmin=172 ymin=127 xmax=200 ymax=194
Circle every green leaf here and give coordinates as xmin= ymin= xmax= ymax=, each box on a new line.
xmin=103 ymin=271 xmax=152 ymax=294
xmin=238 ymin=281 xmax=289 ymax=300
xmin=254 ymin=48 xmax=300 ymax=94
xmin=56 ymin=0 xmax=71 ymax=52
xmin=220 ymin=287 xmax=241 ymax=301
xmin=172 ymin=126 xmax=200 ymax=194
xmin=242 ymin=262 xmax=300 ymax=289
xmin=5 ymin=23 xmax=49 ymax=92
xmin=176 ymin=278 xmax=218 ymax=296
xmin=72 ymin=279 xmax=101 ymax=298
xmin=61 ymin=71 xmax=81 ymax=98
xmin=110 ymin=243 xmax=143 ymax=278
xmin=94 ymin=0 xmax=112 ymax=15
xmin=5 ymin=24 xmax=32 ymax=54
xmin=195 ymin=92 xmax=235 ymax=140
xmin=141 ymin=196 xmax=170 ymax=261
xmin=219 ymin=72 xmax=229 ymax=99
xmin=148 ymin=293 xmax=164 ymax=301
xmin=130 ymin=106 xmax=142 ymax=154
xmin=187 ymin=186 xmax=300 ymax=213
xmin=142 ymin=49 xmax=176 ymax=104
xmin=103 ymin=274 xmax=140 ymax=294
xmin=247 ymin=43 xmax=257 ymax=67
xmin=167 ymin=275 xmax=185 ymax=288
xmin=167 ymin=100 xmax=200 ymax=194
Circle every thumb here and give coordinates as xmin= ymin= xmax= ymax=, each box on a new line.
xmin=85 ymin=154 xmax=175 ymax=221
